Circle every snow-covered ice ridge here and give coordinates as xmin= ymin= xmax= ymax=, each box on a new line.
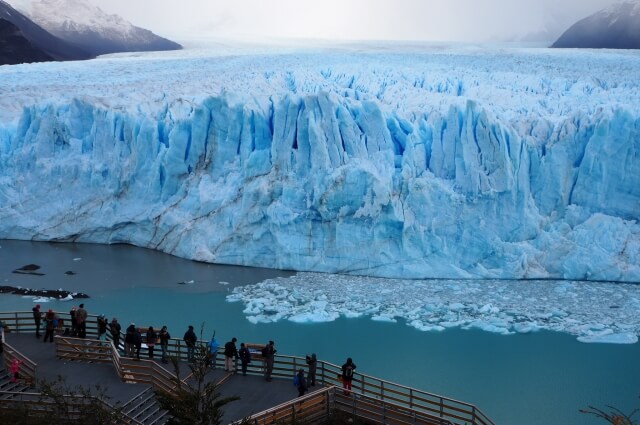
xmin=0 ymin=45 xmax=639 ymax=281
xmin=228 ymin=273 xmax=640 ymax=344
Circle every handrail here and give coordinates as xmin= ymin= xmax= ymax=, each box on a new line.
xmin=237 ymin=386 xmax=462 ymax=425
xmin=2 ymin=341 xmax=38 ymax=387
xmin=54 ymin=335 xmax=180 ymax=396
xmin=2 ymin=310 xmax=495 ymax=425
xmin=0 ymin=390 xmax=143 ymax=424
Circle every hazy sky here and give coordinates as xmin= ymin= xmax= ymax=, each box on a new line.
xmin=19 ymin=0 xmax=624 ymax=42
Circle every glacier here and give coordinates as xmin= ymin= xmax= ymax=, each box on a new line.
xmin=0 ymin=44 xmax=639 ymax=282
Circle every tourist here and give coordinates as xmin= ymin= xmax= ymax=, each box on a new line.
xmin=263 ymin=340 xmax=276 ymax=382
xmin=0 ymin=320 xmax=5 ymax=353
xmin=32 ymin=304 xmax=42 ymax=338
xmin=76 ymin=303 xmax=87 ymax=338
xmin=306 ymin=353 xmax=317 ymax=386
xmin=238 ymin=342 xmax=251 ymax=376
xmin=147 ymin=326 xmax=157 ymax=359
xmin=224 ymin=337 xmax=238 ymax=372
xmin=296 ymin=368 xmax=307 ymax=397
xmin=208 ymin=334 xmax=219 ymax=368
xmin=125 ymin=323 xmax=136 ymax=357
xmin=341 ymin=357 xmax=357 ymax=395
xmin=69 ymin=306 xmax=78 ymax=336
xmin=159 ymin=326 xmax=171 ymax=364
xmin=109 ymin=318 xmax=122 ymax=350
xmin=183 ymin=325 xmax=197 ymax=362
xmin=97 ymin=314 xmax=108 ymax=342
xmin=43 ymin=309 xmax=56 ymax=343
xmin=134 ymin=327 xmax=142 ymax=360
xmin=10 ymin=359 xmax=22 ymax=383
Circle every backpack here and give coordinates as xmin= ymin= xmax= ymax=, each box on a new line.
xmin=293 ymin=374 xmax=300 ymax=387
xmin=345 ymin=366 xmax=354 ymax=378
xmin=261 ymin=346 xmax=268 ymax=357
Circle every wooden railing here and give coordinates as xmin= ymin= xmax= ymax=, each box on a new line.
xmin=0 ymin=391 xmax=142 ymax=424
xmin=260 ymin=355 xmax=494 ymax=425
xmin=2 ymin=311 xmax=495 ymax=425
xmin=2 ymin=341 xmax=38 ymax=387
xmin=54 ymin=336 xmax=179 ymax=395
xmin=238 ymin=386 xmax=461 ymax=425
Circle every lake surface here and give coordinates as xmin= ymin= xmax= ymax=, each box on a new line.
xmin=1 ymin=239 xmax=639 ymax=425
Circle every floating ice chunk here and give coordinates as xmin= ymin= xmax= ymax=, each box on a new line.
xmin=513 ymin=323 xmax=541 ymax=334
xmin=371 ymin=315 xmax=397 ymax=323
xmin=449 ymin=303 xmax=465 ymax=311
xmin=578 ymin=333 xmax=638 ymax=344
xmin=219 ymin=281 xmax=229 ymax=285
xmin=32 ymin=297 xmax=52 ymax=302
xmin=73 ymin=258 xmax=82 ymax=261
xmin=60 ymin=294 xmax=74 ymax=301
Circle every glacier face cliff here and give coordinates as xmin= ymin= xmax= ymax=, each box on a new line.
xmin=0 ymin=46 xmax=639 ymax=281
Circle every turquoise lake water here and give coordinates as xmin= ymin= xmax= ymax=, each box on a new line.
xmin=1 ymin=240 xmax=639 ymax=425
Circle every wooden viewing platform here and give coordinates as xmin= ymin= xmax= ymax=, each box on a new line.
xmin=0 ymin=310 xmax=496 ymax=425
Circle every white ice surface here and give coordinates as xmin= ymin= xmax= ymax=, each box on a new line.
xmin=228 ymin=273 xmax=640 ymax=343
xmin=0 ymin=44 xmax=639 ymax=281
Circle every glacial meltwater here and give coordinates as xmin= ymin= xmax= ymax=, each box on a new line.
xmin=1 ymin=240 xmax=639 ymax=425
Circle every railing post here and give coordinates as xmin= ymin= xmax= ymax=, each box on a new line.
xmin=440 ymin=396 xmax=444 ymax=418
xmin=14 ymin=312 xmax=19 ymax=333
xmin=472 ymin=405 xmax=477 ymax=425
xmin=409 ymin=387 xmax=413 ymax=409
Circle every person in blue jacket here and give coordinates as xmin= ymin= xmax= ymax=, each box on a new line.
xmin=208 ymin=334 xmax=220 ymax=368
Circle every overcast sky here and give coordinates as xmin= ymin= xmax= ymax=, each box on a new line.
xmin=18 ymin=0 xmax=624 ymax=42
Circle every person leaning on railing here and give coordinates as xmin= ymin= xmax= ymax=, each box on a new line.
xmin=183 ymin=325 xmax=197 ymax=363
xmin=159 ymin=326 xmax=171 ymax=364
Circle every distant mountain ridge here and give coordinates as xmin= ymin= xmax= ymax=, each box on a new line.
xmin=552 ymin=0 xmax=640 ymax=49
xmin=23 ymin=0 xmax=182 ymax=56
xmin=0 ymin=0 xmax=91 ymax=64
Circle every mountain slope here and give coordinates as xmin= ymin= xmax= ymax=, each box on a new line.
xmin=0 ymin=18 xmax=52 ymax=64
xmin=25 ymin=0 xmax=182 ymax=56
xmin=552 ymin=1 xmax=640 ymax=49
xmin=0 ymin=0 xmax=90 ymax=62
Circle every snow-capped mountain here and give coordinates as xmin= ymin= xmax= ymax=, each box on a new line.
xmin=552 ymin=0 xmax=640 ymax=49
xmin=21 ymin=0 xmax=181 ymax=56
xmin=0 ymin=0 xmax=90 ymax=64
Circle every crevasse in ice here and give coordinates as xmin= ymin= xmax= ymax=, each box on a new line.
xmin=0 ymin=47 xmax=638 ymax=282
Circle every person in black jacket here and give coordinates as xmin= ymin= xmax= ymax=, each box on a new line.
xmin=109 ymin=318 xmax=121 ymax=351
xmin=224 ymin=337 xmax=238 ymax=373
xmin=306 ymin=353 xmax=317 ymax=386
xmin=97 ymin=314 xmax=108 ymax=342
xmin=124 ymin=323 xmax=136 ymax=357
xmin=183 ymin=325 xmax=197 ymax=362
xmin=32 ymin=304 xmax=42 ymax=338
xmin=159 ymin=326 xmax=171 ymax=364
xmin=238 ymin=342 xmax=251 ymax=375
xmin=146 ymin=326 xmax=157 ymax=359
xmin=134 ymin=328 xmax=142 ymax=360
xmin=341 ymin=357 xmax=357 ymax=395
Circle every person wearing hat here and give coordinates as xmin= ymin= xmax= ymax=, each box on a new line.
xmin=32 ymin=304 xmax=42 ymax=338
xmin=183 ymin=325 xmax=197 ymax=362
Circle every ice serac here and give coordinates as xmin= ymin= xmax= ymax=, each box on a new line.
xmin=0 ymin=50 xmax=639 ymax=282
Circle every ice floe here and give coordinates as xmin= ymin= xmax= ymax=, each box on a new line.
xmin=228 ymin=273 xmax=640 ymax=343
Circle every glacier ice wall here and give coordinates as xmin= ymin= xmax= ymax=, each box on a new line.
xmin=0 ymin=48 xmax=639 ymax=282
